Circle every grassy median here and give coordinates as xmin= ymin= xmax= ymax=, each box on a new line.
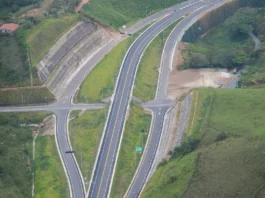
xmin=77 ymin=37 xmax=134 ymax=103
xmin=34 ymin=131 xmax=70 ymax=198
xmin=69 ymin=108 xmax=107 ymax=190
xmin=110 ymin=102 xmax=151 ymax=198
xmin=133 ymin=19 xmax=183 ymax=101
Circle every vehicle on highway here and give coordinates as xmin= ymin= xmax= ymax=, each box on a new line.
xmin=65 ymin=150 xmax=76 ymax=153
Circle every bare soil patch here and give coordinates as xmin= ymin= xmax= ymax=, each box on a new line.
xmin=41 ymin=115 xmax=55 ymax=136
xmin=167 ymin=68 xmax=228 ymax=100
xmin=75 ymin=0 xmax=89 ymax=12
xmin=21 ymin=0 xmax=54 ymax=17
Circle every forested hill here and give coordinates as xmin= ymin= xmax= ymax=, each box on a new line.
xmin=0 ymin=0 xmax=39 ymax=8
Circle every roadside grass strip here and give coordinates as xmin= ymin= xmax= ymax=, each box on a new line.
xmin=34 ymin=131 xmax=70 ymax=198
xmin=143 ymin=88 xmax=265 ymax=198
xmin=69 ymin=108 xmax=107 ymax=190
xmin=0 ymin=87 xmax=55 ymax=106
xmin=110 ymin=102 xmax=151 ymax=198
xmin=27 ymin=15 xmax=79 ymax=67
xmin=133 ymin=20 xmax=183 ymax=102
xmin=78 ymin=37 xmax=133 ymax=103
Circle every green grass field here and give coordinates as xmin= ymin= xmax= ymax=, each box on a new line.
xmin=0 ymin=35 xmax=41 ymax=87
xmin=134 ymin=20 xmax=182 ymax=101
xmin=69 ymin=108 xmax=107 ymax=190
xmin=27 ymin=15 xmax=79 ymax=67
xmin=0 ymin=87 xmax=55 ymax=106
xmin=77 ymin=37 xmax=133 ymax=103
xmin=110 ymin=102 xmax=151 ymax=198
xmin=142 ymin=87 xmax=265 ymax=198
xmin=142 ymin=152 xmax=198 ymax=198
xmin=34 ymin=132 xmax=69 ymax=198
xmin=82 ymin=0 xmax=184 ymax=29
xmin=0 ymin=112 xmax=51 ymax=198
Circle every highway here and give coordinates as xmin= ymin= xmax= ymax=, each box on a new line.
xmin=125 ymin=1 xmax=227 ymax=197
xmin=87 ymin=0 xmax=226 ymax=198
xmin=0 ymin=1 xmax=228 ymax=198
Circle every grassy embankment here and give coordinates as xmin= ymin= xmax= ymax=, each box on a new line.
xmin=134 ymin=20 xmax=182 ymax=101
xmin=0 ymin=87 xmax=55 ymax=106
xmin=110 ymin=102 xmax=151 ymax=198
xmin=142 ymin=88 xmax=265 ymax=198
xmin=77 ymin=37 xmax=134 ymax=103
xmin=27 ymin=14 xmax=79 ymax=67
xmin=82 ymin=0 xmax=184 ymax=29
xmin=69 ymin=108 xmax=107 ymax=190
xmin=0 ymin=112 xmax=68 ymax=198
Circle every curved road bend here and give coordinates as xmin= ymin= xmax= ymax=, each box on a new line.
xmin=126 ymin=1 xmax=227 ymax=197
xmin=88 ymin=1 xmax=214 ymax=198
xmin=55 ymin=110 xmax=86 ymax=198
xmin=0 ymin=1 xmax=223 ymax=198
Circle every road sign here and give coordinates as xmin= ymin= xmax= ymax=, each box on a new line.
xmin=135 ymin=147 xmax=143 ymax=152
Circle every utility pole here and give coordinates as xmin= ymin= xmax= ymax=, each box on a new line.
xmin=145 ymin=6 xmax=148 ymax=17
xmin=101 ymin=89 xmax=104 ymax=101
xmin=135 ymin=150 xmax=137 ymax=168
xmin=162 ymin=31 xmax=165 ymax=44
xmin=73 ymin=136 xmax=76 ymax=151
xmin=80 ymin=152 xmax=83 ymax=168
xmin=142 ymin=132 xmax=144 ymax=150
xmin=21 ymin=92 xmax=24 ymax=106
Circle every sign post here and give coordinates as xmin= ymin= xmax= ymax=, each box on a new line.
xmin=135 ymin=147 xmax=143 ymax=152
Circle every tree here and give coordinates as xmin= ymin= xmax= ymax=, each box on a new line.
xmin=189 ymin=53 xmax=209 ymax=68
xmin=232 ymin=49 xmax=249 ymax=66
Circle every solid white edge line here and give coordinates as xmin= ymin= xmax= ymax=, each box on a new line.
xmin=54 ymin=113 xmax=74 ymax=198
xmin=67 ymin=110 xmax=86 ymax=197
xmin=139 ymin=107 xmax=171 ymax=196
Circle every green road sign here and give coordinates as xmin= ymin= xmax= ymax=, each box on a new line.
xmin=135 ymin=147 xmax=143 ymax=152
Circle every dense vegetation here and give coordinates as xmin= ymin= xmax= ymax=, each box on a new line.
xmin=82 ymin=0 xmax=184 ymax=29
xmin=181 ymin=6 xmax=265 ymax=87
xmin=142 ymin=88 xmax=265 ymax=198
xmin=0 ymin=112 xmax=50 ymax=198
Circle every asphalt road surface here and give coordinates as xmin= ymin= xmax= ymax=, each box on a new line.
xmin=0 ymin=1 xmax=227 ymax=198
xmin=87 ymin=0 xmax=226 ymax=198
xmin=126 ymin=1 xmax=227 ymax=197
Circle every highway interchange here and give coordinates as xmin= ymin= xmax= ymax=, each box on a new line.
xmin=0 ymin=0 xmax=231 ymax=198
